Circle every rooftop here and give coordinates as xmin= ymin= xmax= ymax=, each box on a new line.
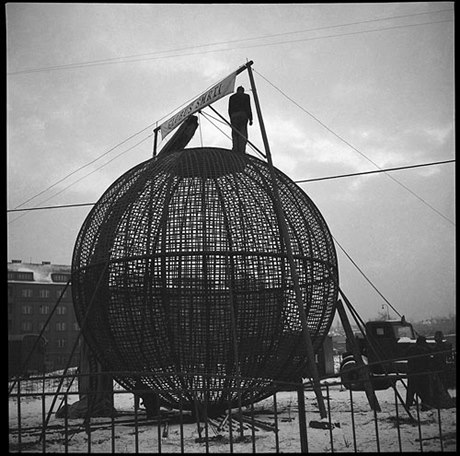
xmin=7 ymin=261 xmax=71 ymax=284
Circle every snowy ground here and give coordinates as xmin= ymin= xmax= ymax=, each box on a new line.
xmin=8 ymin=377 xmax=456 ymax=453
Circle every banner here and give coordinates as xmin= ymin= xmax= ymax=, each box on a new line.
xmin=159 ymin=71 xmax=237 ymax=139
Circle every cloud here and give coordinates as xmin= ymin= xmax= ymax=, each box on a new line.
xmin=140 ymin=54 xmax=237 ymax=88
xmin=330 ymin=80 xmax=375 ymax=103
xmin=263 ymin=114 xmax=372 ymax=175
xmin=345 ymin=122 xmax=454 ymax=170
xmin=425 ymin=125 xmax=452 ymax=145
xmin=416 ymin=166 xmax=441 ymax=178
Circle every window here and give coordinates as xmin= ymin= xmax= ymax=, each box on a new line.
xmin=21 ymin=288 xmax=33 ymax=298
xmin=73 ymin=322 xmax=80 ymax=331
xmin=56 ymin=306 xmax=67 ymax=315
xmin=8 ymin=271 xmax=34 ymax=281
xmin=18 ymin=272 xmax=34 ymax=281
xmin=57 ymin=289 xmax=68 ymax=299
xmin=39 ymin=305 xmax=49 ymax=315
xmin=51 ymin=273 xmax=71 ymax=283
xmin=56 ymin=322 xmax=66 ymax=331
xmin=39 ymin=289 xmax=50 ymax=298
xmin=375 ymin=327 xmax=385 ymax=336
xmin=22 ymin=321 xmax=33 ymax=331
xmin=22 ymin=305 xmax=33 ymax=315
xmin=38 ymin=322 xmax=49 ymax=332
xmin=57 ymin=339 xmax=66 ymax=348
xmin=396 ymin=325 xmax=414 ymax=339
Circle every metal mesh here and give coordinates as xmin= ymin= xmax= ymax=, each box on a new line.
xmin=71 ymin=147 xmax=338 ymax=415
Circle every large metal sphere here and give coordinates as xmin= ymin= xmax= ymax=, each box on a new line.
xmin=71 ymin=147 xmax=338 ymax=415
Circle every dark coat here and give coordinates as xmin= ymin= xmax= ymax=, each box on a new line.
xmin=228 ymin=92 xmax=253 ymax=122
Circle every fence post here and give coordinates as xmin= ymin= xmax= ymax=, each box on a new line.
xmin=272 ymin=391 xmax=280 ymax=452
xmin=437 ymin=405 xmax=444 ymax=452
xmin=394 ymin=385 xmax=402 ymax=452
xmin=349 ymin=388 xmax=357 ymax=452
xmin=326 ymin=385 xmax=334 ymax=452
xmin=297 ymin=384 xmax=308 ymax=453
xmin=134 ymin=393 xmax=139 ymax=453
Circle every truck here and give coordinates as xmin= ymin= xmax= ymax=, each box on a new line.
xmin=339 ymin=318 xmax=456 ymax=391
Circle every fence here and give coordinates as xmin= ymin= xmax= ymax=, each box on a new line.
xmin=8 ymin=368 xmax=456 ymax=453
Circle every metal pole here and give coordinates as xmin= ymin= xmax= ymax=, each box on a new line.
xmin=246 ymin=62 xmax=327 ymax=419
xmin=153 ymin=127 xmax=159 ymax=158
xmin=336 ymin=298 xmax=381 ymax=412
xmin=297 ymin=384 xmax=308 ymax=453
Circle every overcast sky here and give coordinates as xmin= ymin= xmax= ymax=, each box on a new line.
xmin=7 ymin=3 xmax=455 ymax=322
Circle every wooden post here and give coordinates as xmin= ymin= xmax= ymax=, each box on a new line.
xmin=336 ymin=298 xmax=381 ymax=412
xmin=246 ymin=62 xmax=327 ymax=419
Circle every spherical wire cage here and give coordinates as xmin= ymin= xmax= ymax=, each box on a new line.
xmin=71 ymin=147 xmax=339 ymax=417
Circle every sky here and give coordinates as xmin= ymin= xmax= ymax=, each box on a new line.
xmin=6 ymin=3 xmax=455 ymax=322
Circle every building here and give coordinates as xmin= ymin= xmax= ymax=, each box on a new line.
xmin=8 ymin=260 xmax=80 ymax=374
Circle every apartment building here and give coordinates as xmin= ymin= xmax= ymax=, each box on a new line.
xmin=8 ymin=260 xmax=80 ymax=373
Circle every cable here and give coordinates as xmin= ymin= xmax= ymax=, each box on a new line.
xmin=231 ymin=19 xmax=453 ymax=53
xmin=253 ymin=69 xmax=455 ymax=227
xmin=199 ymin=110 xmax=233 ymax=142
xmin=10 ymin=77 xmax=224 ymax=217
xmin=8 ymin=11 xmax=451 ymax=74
xmin=334 ymin=236 xmax=402 ymax=318
xmin=9 ymin=17 xmax=453 ymax=216
xmin=294 ymin=159 xmax=455 ymax=184
xmin=8 ymin=11 xmax=452 ymax=75
xmin=7 ymin=158 xmax=454 ymax=214
xmin=12 ymin=128 xmax=155 ymax=211
xmin=200 ymin=107 xmax=267 ymax=159
xmin=7 ymin=202 xmax=95 ymax=213
xmin=10 ymin=75 xmax=222 ymax=215
xmin=8 ymin=135 xmax=151 ymax=224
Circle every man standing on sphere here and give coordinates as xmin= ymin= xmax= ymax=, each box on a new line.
xmin=228 ymin=86 xmax=253 ymax=154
